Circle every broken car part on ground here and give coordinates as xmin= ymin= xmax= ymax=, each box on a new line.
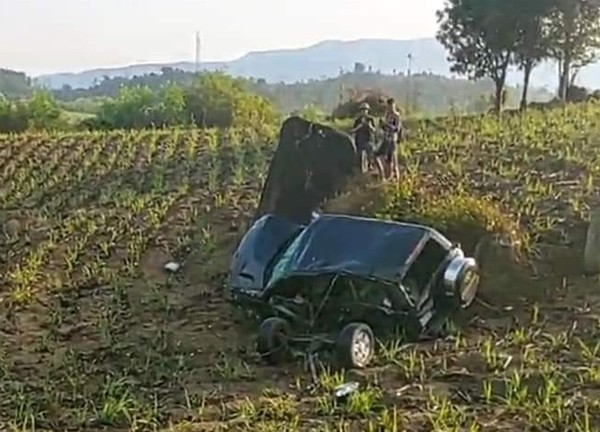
xmin=228 ymin=116 xmax=480 ymax=370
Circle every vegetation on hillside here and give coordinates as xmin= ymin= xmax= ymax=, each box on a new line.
xmin=2 ymin=102 xmax=600 ymax=430
xmin=90 ymin=73 xmax=278 ymax=130
xmin=0 ymin=90 xmax=65 ymax=133
xmin=51 ymin=67 xmax=552 ymax=116
xmin=0 ymin=64 xmax=557 ymax=132
xmin=0 ymin=69 xmax=32 ymax=100
xmin=0 ymin=73 xmax=278 ymax=133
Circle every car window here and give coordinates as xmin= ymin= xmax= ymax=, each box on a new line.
xmin=267 ymin=231 xmax=304 ymax=286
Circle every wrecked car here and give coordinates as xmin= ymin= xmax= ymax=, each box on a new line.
xmin=229 ymin=213 xmax=479 ymax=369
xmin=228 ymin=116 xmax=480 ymax=369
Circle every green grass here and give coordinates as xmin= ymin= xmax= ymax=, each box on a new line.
xmin=2 ymin=102 xmax=600 ymax=430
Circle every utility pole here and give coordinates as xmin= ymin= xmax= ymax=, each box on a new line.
xmin=406 ymin=53 xmax=413 ymax=114
xmin=195 ymin=31 xmax=202 ymax=73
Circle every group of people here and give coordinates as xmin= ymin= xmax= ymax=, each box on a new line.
xmin=351 ymin=98 xmax=402 ymax=180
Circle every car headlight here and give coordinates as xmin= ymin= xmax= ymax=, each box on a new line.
xmin=443 ymin=253 xmax=480 ymax=308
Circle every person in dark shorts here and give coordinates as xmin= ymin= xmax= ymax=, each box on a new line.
xmin=351 ymin=102 xmax=376 ymax=173
xmin=375 ymin=98 xmax=402 ymax=180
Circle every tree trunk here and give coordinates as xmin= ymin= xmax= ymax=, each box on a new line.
xmin=559 ymin=6 xmax=576 ymax=101
xmin=493 ymin=79 xmax=504 ymax=114
xmin=520 ymin=62 xmax=533 ymax=111
xmin=559 ymin=53 xmax=571 ymax=101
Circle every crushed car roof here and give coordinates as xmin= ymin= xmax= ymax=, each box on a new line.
xmin=264 ymin=213 xmax=449 ymax=290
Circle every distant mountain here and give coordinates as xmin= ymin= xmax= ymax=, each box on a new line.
xmin=34 ymin=38 xmax=600 ymax=91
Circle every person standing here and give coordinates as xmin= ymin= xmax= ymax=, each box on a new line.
xmin=375 ymin=98 xmax=402 ymax=180
xmin=351 ymin=102 xmax=376 ymax=173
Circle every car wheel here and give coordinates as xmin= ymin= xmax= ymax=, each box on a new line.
xmin=443 ymin=256 xmax=480 ymax=308
xmin=256 ymin=317 xmax=291 ymax=365
xmin=335 ymin=322 xmax=375 ymax=369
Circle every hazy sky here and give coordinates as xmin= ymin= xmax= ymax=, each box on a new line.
xmin=1 ymin=0 xmax=444 ymax=76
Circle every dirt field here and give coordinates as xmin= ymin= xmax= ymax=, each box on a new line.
xmin=2 ymin=106 xmax=600 ymax=431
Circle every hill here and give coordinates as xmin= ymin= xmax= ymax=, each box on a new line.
xmin=2 ymin=105 xmax=600 ymax=429
xmin=35 ymin=38 xmax=600 ymax=91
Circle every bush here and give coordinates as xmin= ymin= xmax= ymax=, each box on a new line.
xmin=375 ymin=175 xmax=531 ymax=257
xmin=99 ymin=83 xmax=188 ymax=129
xmin=0 ymin=90 xmax=64 ymax=133
xmin=184 ymin=72 xmax=278 ymax=129
xmin=0 ymin=99 xmax=29 ymax=133
xmin=27 ymin=90 xmax=64 ymax=130
xmin=94 ymin=73 xmax=279 ymax=130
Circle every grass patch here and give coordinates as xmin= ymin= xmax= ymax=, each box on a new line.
xmin=2 ymin=104 xmax=600 ymax=430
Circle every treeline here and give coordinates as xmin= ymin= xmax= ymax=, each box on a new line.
xmin=437 ymin=0 xmax=600 ymax=111
xmin=0 ymin=91 xmax=63 ymax=133
xmin=52 ymin=68 xmax=555 ymax=116
xmin=0 ymin=73 xmax=279 ymax=133
xmin=90 ymin=73 xmax=278 ymax=130
xmin=0 ymin=69 xmax=32 ymax=100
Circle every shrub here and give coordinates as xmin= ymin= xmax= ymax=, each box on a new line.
xmin=375 ymin=175 xmax=531 ymax=257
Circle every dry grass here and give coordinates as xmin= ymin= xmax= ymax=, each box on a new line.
xmin=2 ymin=103 xmax=600 ymax=431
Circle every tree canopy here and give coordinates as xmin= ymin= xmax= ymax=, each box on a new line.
xmin=92 ymin=73 xmax=279 ymax=130
xmin=436 ymin=0 xmax=600 ymax=110
xmin=0 ymin=69 xmax=32 ymax=100
xmin=436 ymin=0 xmax=521 ymax=112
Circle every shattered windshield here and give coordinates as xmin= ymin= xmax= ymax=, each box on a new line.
xmin=267 ymin=231 xmax=305 ymax=287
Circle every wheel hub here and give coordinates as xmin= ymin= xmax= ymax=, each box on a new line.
xmin=352 ymin=331 xmax=372 ymax=364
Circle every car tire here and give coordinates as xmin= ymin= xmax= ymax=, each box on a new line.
xmin=335 ymin=322 xmax=375 ymax=369
xmin=256 ymin=317 xmax=290 ymax=365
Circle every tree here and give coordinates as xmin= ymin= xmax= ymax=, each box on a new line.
xmin=98 ymin=85 xmax=158 ymax=129
xmin=436 ymin=0 xmax=520 ymax=113
xmin=158 ymin=83 xmax=186 ymax=126
xmin=547 ymin=0 xmax=600 ymax=100
xmin=27 ymin=90 xmax=63 ymax=130
xmin=0 ymin=69 xmax=32 ymax=99
xmin=184 ymin=73 xmax=278 ymax=129
xmin=0 ymin=99 xmax=29 ymax=133
xmin=513 ymin=0 xmax=554 ymax=110
xmin=93 ymin=73 xmax=278 ymax=130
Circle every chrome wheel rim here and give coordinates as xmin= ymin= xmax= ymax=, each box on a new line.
xmin=352 ymin=330 xmax=372 ymax=365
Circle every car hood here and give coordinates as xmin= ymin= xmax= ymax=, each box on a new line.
xmin=229 ymin=214 xmax=303 ymax=293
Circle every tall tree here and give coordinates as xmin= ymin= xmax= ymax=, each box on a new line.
xmin=547 ymin=0 xmax=600 ymax=100
xmin=436 ymin=0 xmax=519 ymax=113
xmin=513 ymin=0 xmax=553 ymax=110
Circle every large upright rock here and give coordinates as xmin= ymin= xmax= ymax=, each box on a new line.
xmin=254 ymin=116 xmax=358 ymax=225
xmin=584 ymin=207 xmax=600 ymax=274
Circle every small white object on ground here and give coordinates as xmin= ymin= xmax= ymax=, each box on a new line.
xmin=164 ymin=262 xmax=181 ymax=272
xmin=334 ymin=382 xmax=360 ymax=399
